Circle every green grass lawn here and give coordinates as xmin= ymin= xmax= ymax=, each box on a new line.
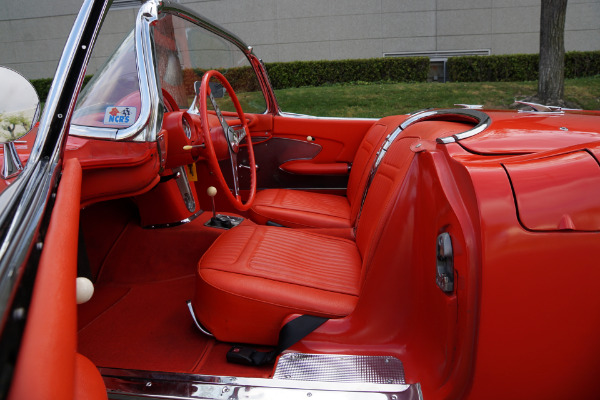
xmin=273 ymin=76 xmax=600 ymax=118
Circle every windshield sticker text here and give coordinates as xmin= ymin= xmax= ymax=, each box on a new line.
xmin=104 ymin=106 xmax=136 ymax=125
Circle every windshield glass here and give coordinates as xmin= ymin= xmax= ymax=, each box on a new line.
xmin=154 ymin=14 xmax=266 ymax=114
xmin=72 ymin=31 xmax=141 ymax=129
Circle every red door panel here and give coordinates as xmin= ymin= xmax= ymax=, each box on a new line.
xmin=237 ymin=114 xmax=375 ymax=191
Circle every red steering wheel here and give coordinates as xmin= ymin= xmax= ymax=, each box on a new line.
xmin=199 ymin=70 xmax=256 ymax=211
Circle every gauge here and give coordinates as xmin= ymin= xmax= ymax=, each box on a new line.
xmin=182 ymin=117 xmax=192 ymax=139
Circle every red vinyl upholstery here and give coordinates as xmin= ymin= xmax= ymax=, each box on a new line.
xmin=249 ymin=116 xmax=407 ymax=229
xmin=249 ymin=189 xmax=351 ymax=228
xmin=192 ymin=119 xmax=447 ymax=346
xmin=194 ymin=225 xmax=361 ymax=345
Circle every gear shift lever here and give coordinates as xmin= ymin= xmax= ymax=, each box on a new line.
xmin=204 ymin=186 xmax=244 ymax=229
xmin=207 ymin=186 xmax=218 ymax=221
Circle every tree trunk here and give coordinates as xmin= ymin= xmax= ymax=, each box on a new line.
xmin=538 ymin=0 xmax=568 ymax=106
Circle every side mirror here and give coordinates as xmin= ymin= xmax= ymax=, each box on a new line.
xmin=0 ymin=66 xmax=40 ymax=179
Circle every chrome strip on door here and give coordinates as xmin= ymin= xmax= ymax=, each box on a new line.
xmin=100 ymin=367 xmax=422 ymax=400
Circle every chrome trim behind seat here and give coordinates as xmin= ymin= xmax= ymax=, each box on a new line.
xmin=401 ymin=109 xmax=490 ymax=144
xmin=100 ymin=367 xmax=423 ymax=400
xmin=353 ymin=108 xmax=490 ymax=233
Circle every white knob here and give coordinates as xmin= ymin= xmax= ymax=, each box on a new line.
xmin=207 ymin=186 xmax=217 ymax=197
xmin=76 ymin=277 xmax=94 ymax=304
xmin=307 ymin=136 xmax=314 ymax=142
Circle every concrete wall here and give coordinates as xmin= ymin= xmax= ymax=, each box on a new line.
xmin=1 ymin=0 xmax=599 ymax=79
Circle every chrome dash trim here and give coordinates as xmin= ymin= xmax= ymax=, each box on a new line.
xmin=100 ymin=367 xmax=422 ymax=400
xmin=69 ymin=125 xmax=118 ymax=140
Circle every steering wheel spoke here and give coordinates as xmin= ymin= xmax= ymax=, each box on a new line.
xmin=199 ymin=70 xmax=256 ymax=211
xmin=229 ymin=148 xmax=240 ymax=197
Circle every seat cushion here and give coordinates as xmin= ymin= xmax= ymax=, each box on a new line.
xmin=193 ymin=225 xmax=361 ymax=345
xmin=249 ymin=189 xmax=352 ymax=229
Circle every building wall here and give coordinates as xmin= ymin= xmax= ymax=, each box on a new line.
xmin=0 ymin=0 xmax=598 ymax=79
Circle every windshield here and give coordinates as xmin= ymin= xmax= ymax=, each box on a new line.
xmin=72 ymin=31 xmax=141 ymax=129
xmin=155 ymin=13 xmax=267 ymax=114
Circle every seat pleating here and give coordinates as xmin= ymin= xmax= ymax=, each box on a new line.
xmin=193 ymin=225 xmax=361 ymax=345
xmin=248 ymin=117 xmax=406 ymax=229
xmin=249 ymin=189 xmax=352 ymax=228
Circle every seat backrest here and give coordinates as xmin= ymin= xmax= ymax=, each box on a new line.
xmin=346 ymin=115 xmax=408 ymax=225
xmin=354 ymin=135 xmax=421 ymax=262
xmin=354 ymin=120 xmax=470 ymax=267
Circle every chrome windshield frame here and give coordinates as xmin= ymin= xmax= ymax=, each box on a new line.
xmin=71 ymin=0 xmax=163 ymax=141
xmin=159 ymin=1 xmax=277 ymax=115
xmin=71 ymin=0 xmax=275 ymax=141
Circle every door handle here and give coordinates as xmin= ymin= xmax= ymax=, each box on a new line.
xmin=239 ymin=163 xmax=259 ymax=171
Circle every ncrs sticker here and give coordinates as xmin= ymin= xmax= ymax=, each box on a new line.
xmin=104 ymin=106 xmax=136 ymax=125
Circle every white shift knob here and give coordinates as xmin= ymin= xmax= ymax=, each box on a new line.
xmin=76 ymin=277 xmax=94 ymax=304
xmin=207 ymin=186 xmax=217 ymax=197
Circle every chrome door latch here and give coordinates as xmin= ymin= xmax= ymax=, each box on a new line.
xmin=436 ymin=232 xmax=454 ymax=293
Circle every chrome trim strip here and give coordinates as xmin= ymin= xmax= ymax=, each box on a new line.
xmin=515 ymin=101 xmax=573 ymax=112
xmin=2 ymin=142 xmax=24 ymax=179
xmin=454 ymin=104 xmax=483 ymax=110
xmin=186 ymin=300 xmax=214 ymax=337
xmin=143 ymin=209 xmax=203 ymax=229
xmin=69 ymin=125 xmax=118 ymax=140
xmin=354 ymin=126 xmax=402 ymax=232
xmin=409 ymin=109 xmax=491 ymax=144
xmin=278 ymin=111 xmax=379 ymax=122
xmin=354 ymin=108 xmax=491 ymax=232
xmin=401 ymin=109 xmax=491 ymax=142
xmin=400 ymin=110 xmax=437 ymax=130
xmin=173 ymin=166 xmax=196 ymax=213
xmin=100 ymin=367 xmax=422 ymax=400
xmin=158 ymin=2 xmax=250 ymax=55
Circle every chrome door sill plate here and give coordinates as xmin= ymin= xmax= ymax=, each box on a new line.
xmin=100 ymin=366 xmax=421 ymax=400
xmin=274 ymin=353 xmax=406 ymax=384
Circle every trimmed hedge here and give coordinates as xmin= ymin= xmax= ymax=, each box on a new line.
xmin=30 ymin=51 xmax=599 ymax=101
xmin=448 ymin=50 xmax=600 ymax=82
xmin=264 ymin=57 xmax=429 ymax=89
xmin=564 ymin=51 xmax=600 ymax=79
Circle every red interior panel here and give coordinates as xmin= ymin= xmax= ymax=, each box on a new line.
xmin=9 ymin=159 xmax=106 ymax=400
xmin=65 ymin=137 xmax=160 ymax=206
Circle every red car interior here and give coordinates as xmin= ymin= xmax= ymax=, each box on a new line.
xmin=8 ymin=159 xmax=107 ymax=400
xmin=6 ymin=102 xmax=600 ymax=399
xmin=196 ymin=119 xmax=470 ymax=346
xmin=249 ymin=116 xmax=397 ymax=228
xmin=3 ymin=2 xmax=600 ymax=397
